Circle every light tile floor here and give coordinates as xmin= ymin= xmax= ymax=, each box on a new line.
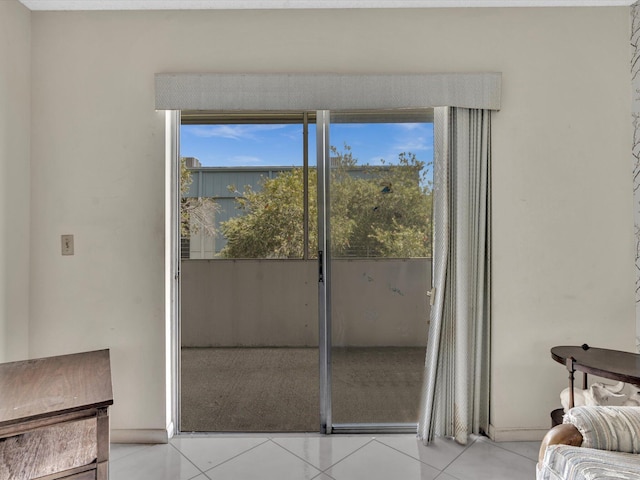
xmin=110 ymin=434 xmax=540 ymax=480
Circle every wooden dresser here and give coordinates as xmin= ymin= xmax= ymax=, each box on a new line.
xmin=0 ymin=349 xmax=113 ymax=480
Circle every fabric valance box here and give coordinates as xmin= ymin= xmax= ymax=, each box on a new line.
xmin=154 ymin=72 xmax=502 ymax=112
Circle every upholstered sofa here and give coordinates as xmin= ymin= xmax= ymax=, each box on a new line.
xmin=537 ymin=406 xmax=640 ymax=479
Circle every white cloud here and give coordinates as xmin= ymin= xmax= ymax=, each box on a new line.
xmin=396 ymin=123 xmax=426 ymax=131
xmin=393 ymin=123 xmax=434 ymax=153
xmin=187 ymin=124 xmax=288 ymax=141
xmin=394 ymin=137 xmax=432 ymax=152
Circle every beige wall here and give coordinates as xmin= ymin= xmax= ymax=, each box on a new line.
xmin=181 ymin=259 xmax=430 ymax=348
xmin=25 ymin=7 xmax=633 ymax=440
xmin=0 ymin=0 xmax=31 ymax=363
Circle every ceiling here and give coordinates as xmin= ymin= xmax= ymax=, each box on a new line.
xmin=16 ymin=0 xmax=637 ymax=10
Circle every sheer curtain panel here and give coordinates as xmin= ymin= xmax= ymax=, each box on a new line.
xmin=418 ymin=107 xmax=492 ymax=445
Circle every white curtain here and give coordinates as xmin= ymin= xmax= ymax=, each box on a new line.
xmin=418 ymin=107 xmax=492 ymax=445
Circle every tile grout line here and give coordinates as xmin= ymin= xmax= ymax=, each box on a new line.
xmin=475 ymin=438 xmax=540 ymax=464
xmin=312 ymin=470 xmax=337 ymax=480
xmin=108 ymin=444 xmax=155 ymax=465
xmin=266 ymin=439 xmax=324 ymax=475
xmin=270 ymin=437 xmax=379 ymax=474
xmin=205 ymin=438 xmax=272 ymax=474
xmin=434 ymin=471 xmax=463 ymax=480
xmin=372 ymin=438 xmax=442 ymax=472
xmin=428 ymin=435 xmax=479 ymax=474
xmin=315 ymin=437 xmax=378 ymax=473
xmin=176 ymin=437 xmax=272 ymax=475
xmin=370 ymin=436 xmax=476 ymax=474
xmin=169 ymin=441 xmax=209 ymax=478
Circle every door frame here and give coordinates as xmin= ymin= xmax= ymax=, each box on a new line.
xmin=316 ymin=110 xmax=332 ymax=434
xmin=169 ymin=109 xmax=423 ymax=435
xmin=167 ymin=110 xmax=182 ymax=436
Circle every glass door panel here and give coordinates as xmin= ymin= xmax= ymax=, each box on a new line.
xmin=179 ymin=113 xmax=319 ymax=432
xmin=326 ymin=110 xmax=434 ymax=427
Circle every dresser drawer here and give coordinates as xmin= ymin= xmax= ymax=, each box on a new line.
xmin=0 ymin=418 xmax=96 ymax=480
xmin=60 ymin=470 xmax=96 ymax=480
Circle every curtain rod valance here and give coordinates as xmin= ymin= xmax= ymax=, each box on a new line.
xmin=154 ymin=73 xmax=501 ymax=111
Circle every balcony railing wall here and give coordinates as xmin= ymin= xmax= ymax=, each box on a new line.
xmin=181 ymin=258 xmax=431 ymax=348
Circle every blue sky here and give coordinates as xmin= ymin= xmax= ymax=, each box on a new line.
xmin=180 ymin=122 xmax=434 ymax=171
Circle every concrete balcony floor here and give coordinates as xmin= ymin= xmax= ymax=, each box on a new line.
xmin=180 ymin=346 xmax=425 ymax=432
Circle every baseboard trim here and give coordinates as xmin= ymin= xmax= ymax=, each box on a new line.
xmin=488 ymin=424 xmax=548 ymax=442
xmin=111 ymin=429 xmax=170 ymax=444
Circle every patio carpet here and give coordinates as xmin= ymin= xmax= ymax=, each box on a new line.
xmin=180 ymin=346 xmax=425 ymax=432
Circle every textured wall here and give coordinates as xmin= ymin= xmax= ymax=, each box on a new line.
xmin=0 ymin=0 xmax=30 ymax=363
xmin=632 ymin=3 xmax=640 ymax=351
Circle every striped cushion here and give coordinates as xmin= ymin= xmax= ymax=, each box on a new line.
xmin=537 ymin=445 xmax=640 ymax=480
xmin=565 ymin=406 xmax=640 ymax=453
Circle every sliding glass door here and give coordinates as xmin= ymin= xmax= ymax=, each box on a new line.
xmin=178 ymin=109 xmax=433 ymax=434
xmin=179 ymin=112 xmax=319 ymax=432
xmin=316 ymin=110 xmax=434 ymax=432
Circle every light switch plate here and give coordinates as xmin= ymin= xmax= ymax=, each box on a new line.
xmin=61 ymin=234 xmax=74 ymax=255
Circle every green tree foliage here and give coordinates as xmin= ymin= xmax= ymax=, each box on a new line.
xmin=329 ymin=146 xmax=432 ymax=258
xmin=180 ymin=158 xmax=217 ymax=239
xmin=220 ymin=146 xmax=432 ymax=259
xmin=221 ymin=168 xmax=317 ymax=259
